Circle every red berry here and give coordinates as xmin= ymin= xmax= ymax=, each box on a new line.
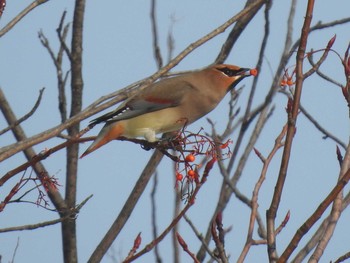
xmin=187 ymin=170 xmax=196 ymax=178
xmin=287 ymin=79 xmax=294 ymax=86
xmin=250 ymin=68 xmax=258 ymax=76
xmin=185 ymin=154 xmax=195 ymax=162
xmin=176 ymin=173 xmax=183 ymax=181
xmin=280 ymin=79 xmax=287 ymax=86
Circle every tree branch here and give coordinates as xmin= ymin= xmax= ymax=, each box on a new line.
xmin=0 ymin=87 xmax=44 ymax=136
xmin=0 ymin=0 xmax=49 ymax=37
xmin=88 ymin=150 xmax=164 ymax=263
xmin=266 ymin=0 xmax=315 ymax=261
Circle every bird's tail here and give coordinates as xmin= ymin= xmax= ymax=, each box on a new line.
xmin=80 ymin=122 xmax=125 ymax=158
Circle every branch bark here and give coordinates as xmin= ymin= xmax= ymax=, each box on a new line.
xmin=88 ymin=150 xmax=164 ymax=263
xmin=61 ymin=1 xmax=85 ymax=262
xmin=0 ymin=0 xmax=49 ymax=37
xmin=0 ymin=87 xmax=67 ymax=217
xmin=267 ymin=0 xmax=315 ymax=261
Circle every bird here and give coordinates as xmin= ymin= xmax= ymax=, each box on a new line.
xmin=80 ymin=64 xmax=257 ymax=158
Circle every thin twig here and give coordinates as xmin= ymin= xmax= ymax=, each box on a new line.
xmin=172 ymin=164 xmax=182 ymax=263
xmin=150 ymin=0 xmax=163 ymax=69
xmin=56 ymin=10 xmax=72 ymax=61
xmin=237 ymin=125 xmax=287 ymax=263
xmin=150 ymin=172 xmax=162 ymax=263
xmin=183 ymin=214 xmax=217 ymax=260
xmin=0 ymin=0 xmax=49 ymax=37
xmin=307 ymin=53 xmax=343 ymax=88
xmin=175 ymin=232 xmax=200 ymax=263
xmin=197 ymin=104 xmax=271 ymax=261
xmin=266 ymin=0 xmax=314 ymax=261
xmin=278 ymin=167 xmax=350 ymax=262
xmin=291 ymin=186 xmax=350 ymax=262
xmin=123 ymin=158 xmax=216 ymax=263
xmin=308 ymin=141 xmax=350 ymax=262
xmin=0 ymin=85 xmax=67 ymax=215
xmin=0 ymin=88 xmax=45 ymax=136
xmin=0 ymin=194 xmax=92 ymax=233
xmin=334 ymin=251 xmax=350 ymax=263
xmin=56 ymin=11 xmax=70 ymax=122
xmin=11 ymin=237 xmax=20 ymax=263
xmin=211 ymin=212 xmax=228 ymax=263
xmin=299 ymin=104 xmax=346 ymax=149
xmin=88 ymin=150 xmax=164 ymax=263
xmin=226 ymin=0 xmax=272 ymax=178
xmin=215 ymin=0 xmax=265 ymax=63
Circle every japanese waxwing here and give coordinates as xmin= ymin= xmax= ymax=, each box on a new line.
xmin=81 ymin=64 xmax=257 ymax=158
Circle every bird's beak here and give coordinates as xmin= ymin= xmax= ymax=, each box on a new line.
xmin=227 ymin=68 xmax=258 ymax=91
xmin=239 ymin=68 xmax=258 ymax=77
xmin=239 ymin=68 xmax=251 ymax=76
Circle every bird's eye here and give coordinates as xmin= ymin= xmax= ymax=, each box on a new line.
xmin=217 ymin=67 xmax=241 ymax=77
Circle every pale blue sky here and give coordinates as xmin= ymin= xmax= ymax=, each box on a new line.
xmin=1 ymin=1 xmax=349 ymax=262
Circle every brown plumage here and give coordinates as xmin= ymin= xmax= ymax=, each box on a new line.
xmin=81 ymin=64 xmax=257 ymax=157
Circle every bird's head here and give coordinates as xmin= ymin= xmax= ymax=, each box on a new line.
xmin=212 ymin=64 xmax=258 ymax=92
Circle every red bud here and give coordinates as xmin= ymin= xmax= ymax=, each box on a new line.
xmin=281 ymin=210 xmax=291 ymax=227
xmin=215 ymin=211 xmax=223 ymax=226
xmin=345 ymin=42 xmax=350 ymax=60
xmin=203 ymin=158 xmax=216 ymax=178
xmin=326 ymin=35 xmax=336 ymax=49
xmin=176 ymin=232 xmax=188 ymax=250
xmin=133 ymin=232 xmax=142 ymax=250
xmin=0 ymin=0 xmax=5 ymax=17
xmin=336 ymin=145 xmax=343 ymax=166
xmin=253 ymin=147 xmax=261 ymax=156
xmin=341 ymin=86 xmax=349 ymax=102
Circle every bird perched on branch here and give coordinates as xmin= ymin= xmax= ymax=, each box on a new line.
xmin=81 ymin=64 xmax=257 ymax=158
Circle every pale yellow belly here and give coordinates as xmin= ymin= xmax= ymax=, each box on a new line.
xmin=121 ymin=108 xmax=189 ymax=140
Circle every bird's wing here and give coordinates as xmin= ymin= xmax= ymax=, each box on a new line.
xmin=89 ymin=79 xmax=196 ymax=126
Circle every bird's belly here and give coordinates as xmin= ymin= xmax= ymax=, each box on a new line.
xmin=122 ymin=108 xmax=189 ymax=139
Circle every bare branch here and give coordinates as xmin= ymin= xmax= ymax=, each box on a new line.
xmin=150 ymin=0 xmax=163 ymax=69
xmin=0 ymin=0 xmax=49 ymax=37
xmin=278 ymin=167 xmax=350 ymax=262
xmin=0 ymin=194 xmax=92 ymax=233
xmin=333 ymin=251 xmax=350 ymax=263
xmin=299 ymin=104 xmax=346 ymax=149
xmin=238 ymin=124 xmax=287 ymax=262
xmin=0 ymin=88 xmax=44 ymax=136
xmin=175 ymin=232 xmax=200 ymax=263
xmin=62 ymin=0 xmax=86 ymax=262
xmin=0 ymin=86 xmax=67 ymax=215
xmin=308 ymin=54 xmax=343 ymax=88
xmin=308 ymin=141 xmax=350 ymax=262
xmin=56 ymin=11 xmax=71 ymax=122
xmin=88 ymin=150 xmax=164 ymax=263
xmin=57 ymin=10 xmax=72 ymax=61
xmin=11 ymin=237 xmax=20 ymax=263
xmin=122 ymin=158 xmax=216 ymax=262
xmin=150 ymin=172 xmax=162 ymax=263
xmin=267 ymin=0 xmax=315 ymax=261
xmin=292 ymin=184 xmax=350 ymax=262
xmin=183 ymin=214 xmax=217 ymax=260
xmin=215 ymin=0 xmax=266 ymax=63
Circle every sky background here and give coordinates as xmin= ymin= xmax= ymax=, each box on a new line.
xmin=1 ymin=0 xmax=350 ymax=262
